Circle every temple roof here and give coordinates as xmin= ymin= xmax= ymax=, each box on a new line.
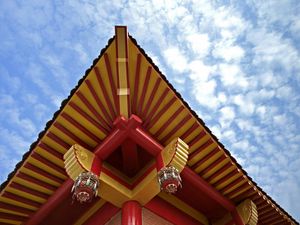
xmin=0 ymin=26 xmax=298 ymax=225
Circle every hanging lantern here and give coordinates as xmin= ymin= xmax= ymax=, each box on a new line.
xmin=71 ymin=171 xmax=99 ymax=203
xmin=157 ymin=166 xmax=182 ymax=193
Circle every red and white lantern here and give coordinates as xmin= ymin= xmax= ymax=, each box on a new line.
xmin=71 ymin=171 xmax=99 ymax=203
xmin=157 ymin=166 xmax=182 ymax=194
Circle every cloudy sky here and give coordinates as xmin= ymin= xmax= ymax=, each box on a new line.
xmin=0 ymin=0 xmax=299 ymax=221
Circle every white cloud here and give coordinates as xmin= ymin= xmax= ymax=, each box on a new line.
xmin=222 ymin=129 xmax=237 ymax=142
xmin=186 ymin=33 xmax=211 ymax=57
xmin=249 ymin=0 xmax=297 ymax=27
xmin=217 ymin=92 xmax=227 ymax=104
xmin=290 ymin=17 xmax=300 ymax=39
xmin=231 ymin=94 xmax=255 ymax=116
xmin=188 ymin=60 xmax=214 ymax=82
xmin=211 ymin=124 xmax=222 ymax=138
xmin=273 ymin=114 xmax=288 ymax=127
xmin=163 ymin=46 xmax=188 ymax=73
xmin=219 ymin=106 xmax=236 ymax=129
xmin=257 ymin=71 xmax=286 ymax=89
xmin=191 ymin=78 xmax=219 ymax=109
xmin=0 ymin=94 xmax=37 ymax=138
xmin=276 ymin=85 xmax=294 ymax=100
xmin=0 ymin=128 xmax=30 ymax=155
xmin=213 ymin=7 xmax=246 ymax=33
xmin=213 ymin=43 xmax=245 ymax=62
xmin=220 ymin=106 xmax=235 ymax=121
xmin=247 ymin=28 xmax=300 ymax=74
xmin=218 ymin=63 xmax=249 ymax=89
xmin=232 ymin=139 xmax=250 ymax=152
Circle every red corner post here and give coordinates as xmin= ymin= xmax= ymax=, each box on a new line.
xmin=122 ymin=201 xmax=142 ymax=225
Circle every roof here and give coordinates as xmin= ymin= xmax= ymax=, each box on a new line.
xmin=0 ymin=26 xmax=298 ymax=225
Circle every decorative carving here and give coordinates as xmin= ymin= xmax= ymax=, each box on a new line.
xmin=161 ymin=138 xmax=189 ymax=173
xmin=157 ymin=166 xmax=182 ymax=193
xmin=72 ymin=171 xmax=99 ymax=203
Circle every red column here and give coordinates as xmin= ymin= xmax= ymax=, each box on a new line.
xmin=122 ymin=201 xmax=142 ymax=225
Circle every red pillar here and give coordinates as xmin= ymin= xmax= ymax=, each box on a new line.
xmin=122 ymin=201 xmax=142 ymax=225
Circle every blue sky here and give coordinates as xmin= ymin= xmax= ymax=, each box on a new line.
xmin=0 ymin=0 xmax=300 ymax=221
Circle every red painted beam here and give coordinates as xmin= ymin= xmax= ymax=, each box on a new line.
xmin=38 ymin=142 xmax=63 ymax=160
xmin=141 ymin=77 xmax=161 ymax=118
xmin=30 ymin=152 xmax=66 ymax=176
xmin=129 ymin=126 xmax=162 ymax=156
xmin=143 ymin=88 xmax=169 ymax=127
xmin=192 ymin=147 xmax=220 ymax=170
xmin=180 ymin=122 xmax=198 ymax=140
xmin=85 ymin=79 xmax=113 ymax=125
xmin=46 ymin=131 xmax=70 ymax=149
xmin=231 ymin=187 xmax=256 ymax=202
xmin=10 ymin=182 xmax=49 ymax=200
xmin=122 ymin=139 xmax=139 ymax=177
xmin=182 ymin=168 xmax=245 ymax=225
xmin=145 ymin=96 xmax=177 ymax=130
xmin=199 ymin=155 xmax=227 ymax=177
xmin=156 ymin=153 xmax=164 ymax=171
xmin=91 ymin=155 xmax=102 ymax=176
xmin=189 ymin=139 xmax=214 ymax=161
xmin=181 ymin=167 xmax=235 ymax=212
xmin=231 ymin=209 xmax=245 ymax=225
xmin=187 ymin=130 xmax=206 ymax=149
xmin=0 ymin=212 xmax=27 ymax=222
xmin=84 ymin=202 xmax=120 ymax=225
xmin=76 ymin=91 xmax=110 ymax=131
xmin=122 ymin=201 xmax=142 ymax=225
xmin=145 ymin=196 xmax=202 ymax=225
xmin=224 ymin=219 xmax=235 ymax=225
xmin=225 ymin=182 xmax=251 ymax=199
xmin=0 ymin=202 xmax=34 ymax=215
xmin=219 ymin=176 xmax=245 ymax=194
xmin=94 ymin=66 xmax=117 ymax=119
xmin=61 ymin=112 xmax=102 ymax=143
xmin=259 ymin=210 xmax=279 ymax=221
xmin=261 ymin=215 xmax=281 ymax=224
xmin=69 ymin=102 xmax=106 ymax=133
xmin=94 ymin=128 xmax=127 ymax=160
xmin=132 ymin=54 xmax=142 ymax=114
xmin=206 ymin=162 xmax=233 ymax=183
xmin=153 ymin=106 xmax=184 ymax=138
xmin=53 ymin=122 xmax=91 ymax=149
xmin=24 ymin=179 xmax=73 ymax=225
xmin=104 ymin=53 xmax=119 ymax=113
xmin=17 ymin=172 xmax=57 ymax=192
xmin=160 ymin=114 xmax=192 ymax=144
xmin=137 ymin=66 xmax=152 ymax=115
xmin=2 ymin=192 xmax=41 ymax=208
